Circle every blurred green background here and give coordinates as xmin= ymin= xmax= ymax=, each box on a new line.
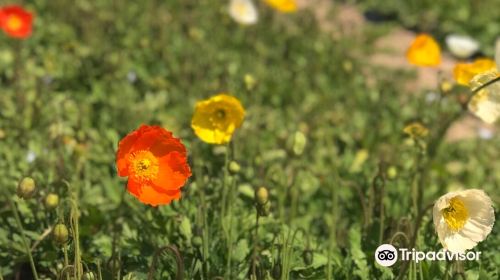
xmin=0 ymin=0 xmax=499 ymax=279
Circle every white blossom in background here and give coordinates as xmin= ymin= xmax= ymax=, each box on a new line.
xmin=477 ymin=127 xmax=494 ymax=140
xmin=26 ymin=151 xmax=36 ymax=163
xmin=229 ymin=0 xmax=258 ymax=25
xmin=445 ymin=34 xmax=480 ymax=58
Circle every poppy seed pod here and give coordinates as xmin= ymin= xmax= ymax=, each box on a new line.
xmin=17 ymin=177 xmax=36 ymax=199
xmin=255 ymin=187 xmax=269 ymax=206
xmin=44 ymin=193 xmax=59 ymax=210
xmin=53 ymin=223 xmax=69 ymax=244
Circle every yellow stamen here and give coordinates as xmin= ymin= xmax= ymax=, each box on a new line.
xmin=442 ymin=197 xmax=469 ymax=232
xmin=7 ymin=15 xmax=22 ymax=31
xmin=128 ymin=150 xmax=159 ymax=182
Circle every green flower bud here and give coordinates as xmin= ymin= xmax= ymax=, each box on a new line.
xmin=228 ymin=161 xmax=241 ymax=174
xmin=257 ymin=201 xmax=271 ymax=217
xmin=192 ymin=236 xmax=203 ymax=248
xmin=272 ymin=262 xmax=282 ymax=279
xmin=44 ymin=193 xmax=59 ymax=210
xmin=302 ymin=249 xmax=313 ymax=266
xmin=17 ymin=177 xmax=36 ymax=199
xmin=82 ymin=272 xmax=96 ymax=280
xmin=53 ymin=223 xmax=69 ymax=245
xmin=255 ymin=187 xmax=269 ymax=206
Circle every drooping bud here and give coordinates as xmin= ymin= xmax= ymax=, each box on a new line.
xmin=17 ymin=177 xmax=36 ymax=199
xmin=272 ymin=261 xmax=282 ymax=279
xmin=302 ymin=249 xmax=313 ymax=266
xmin=53 ymin=223 xmax=69 ymax=244
xmin=44 ymin=193 xmax=59 ymax=210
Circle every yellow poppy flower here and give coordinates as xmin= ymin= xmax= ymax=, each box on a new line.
xmin=433 ymin=189 xmax=494 ymax=253
xmin=263 ymin=0 xmax=298 ymax=13
xmin=191 ymin=93 xmax=245 ymax=144
xmin=403 ymin=122 xmax=429 ymax=139
xmin=406 ymin=34 xmax=441 ymax=67
xmin=468 ymin=69 xmax=500 ymax=124
xmin=453 ymin=58 xmax=496 ymax=86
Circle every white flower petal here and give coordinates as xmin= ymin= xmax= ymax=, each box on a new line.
xmin=229 ymin=0 xmax=258 ymax=25
xmin=445 ymin=34 xmax=480 ymax=58
xmin=468 ymin=70 xmax=500 ymax=124
xmin=433 ymin=189 xmax=495 ymax=253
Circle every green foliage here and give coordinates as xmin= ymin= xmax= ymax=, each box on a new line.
xmin=0 ymin=0 xmax=499 ymax=279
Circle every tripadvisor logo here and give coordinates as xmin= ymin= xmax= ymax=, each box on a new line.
xmin=374 ymin=244 xmax=482 ymax=267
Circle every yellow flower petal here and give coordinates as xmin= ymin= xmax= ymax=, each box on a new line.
xmin=403 ymin=122 xmax=429 ymax=139
xmin=406 ymin=34 xmax=441 ymax=67
xmin=191 ymin=93 xmax=245 ymax=144
xmin=453 ymin=58 xmax=496 ymax=86
xmin=264 ymin=0 xmax=298 ymax=13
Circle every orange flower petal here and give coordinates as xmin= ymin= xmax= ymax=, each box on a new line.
xmin=0 ymin=5 xmax=33 ymax=39
xmin=153 ymin=152 xmax=192 ymax=191
xmin=127 ymin=180 xmax=181 ymax=206
xmin=116 ymin=126 xmax=147 ymax=176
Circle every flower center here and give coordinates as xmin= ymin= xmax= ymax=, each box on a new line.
xmin=442 ymin=197 xmax=469 ymax=232
xmin=215 ymin=108 xmax=226 ymax=120
xmin=128 ymin=150 xmax=159 ymax=182
xmin=7 ymin=15 xmax=22 ymax=31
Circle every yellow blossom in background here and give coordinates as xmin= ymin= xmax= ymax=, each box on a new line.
xmin=468 ymin=69 xmax=500 ymax=124
xmin=433 ymin=189 xmax=495 ymax=253
xmin=453 ymin=58 xmax=496 ymax=86
xmin=403 ymin=122 xmax=429 ymax=139
xmin=264 ymin=0 xmax=298 ymax=13
xmin=191 ymin=93 xmax=245 ymax=144
xmin=406 ymin=34 xmax=441 ymax=67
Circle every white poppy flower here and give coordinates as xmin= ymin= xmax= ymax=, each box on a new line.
xmin=433 ymin=189 xmax=495 ymax=253
xmin=229 ymin=0 xmax=258 ymax=25
xmin=468 ymin=70 xmax=500 ymax=124
xmin=445 ymin=34 xmax=480 ymax=59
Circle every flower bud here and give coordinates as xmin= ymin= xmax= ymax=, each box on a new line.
xmin=272 ymin=262 xmax=282 ymax=279
xmin=257 ymin=201 xmax=271 ymax=217
xmin=44 ymin=193 xmax=59 ymax=210
xmin=82 ymin=272 xmax=95 ymax=280
xmin=53 ymin=223 xmax=69 ymax=244
xmin=255 ymin=187 xmax=269 ymax=206
xmin=228 ymin=161 xmax=241 ymax=174
xmin=17 ymin=177 xmax=36 ymax=199
xmin=302 ymin=249 xmax=313 ymax=266
xmin=192 ymin=236 xmax=203 ymax=248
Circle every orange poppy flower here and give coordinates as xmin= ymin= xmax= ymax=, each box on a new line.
xmin=116 ymin=125 xmax=191 ymax=206
xmin=0 ymin=5 xmax=33 ymax=39
xmin=406 ymin=34 xmax=441 ymax=67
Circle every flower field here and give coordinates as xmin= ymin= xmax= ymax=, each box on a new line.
xmin=0 ymin=0 xmax=499 ymax=279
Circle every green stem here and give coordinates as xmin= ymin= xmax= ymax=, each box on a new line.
xmin=7 ymin=196 xmax=39 ymax=280
xmin=63 ymin=245 xmax=70 ymax=280
xmin=194 ymin=144 xmax=209 ymax=279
